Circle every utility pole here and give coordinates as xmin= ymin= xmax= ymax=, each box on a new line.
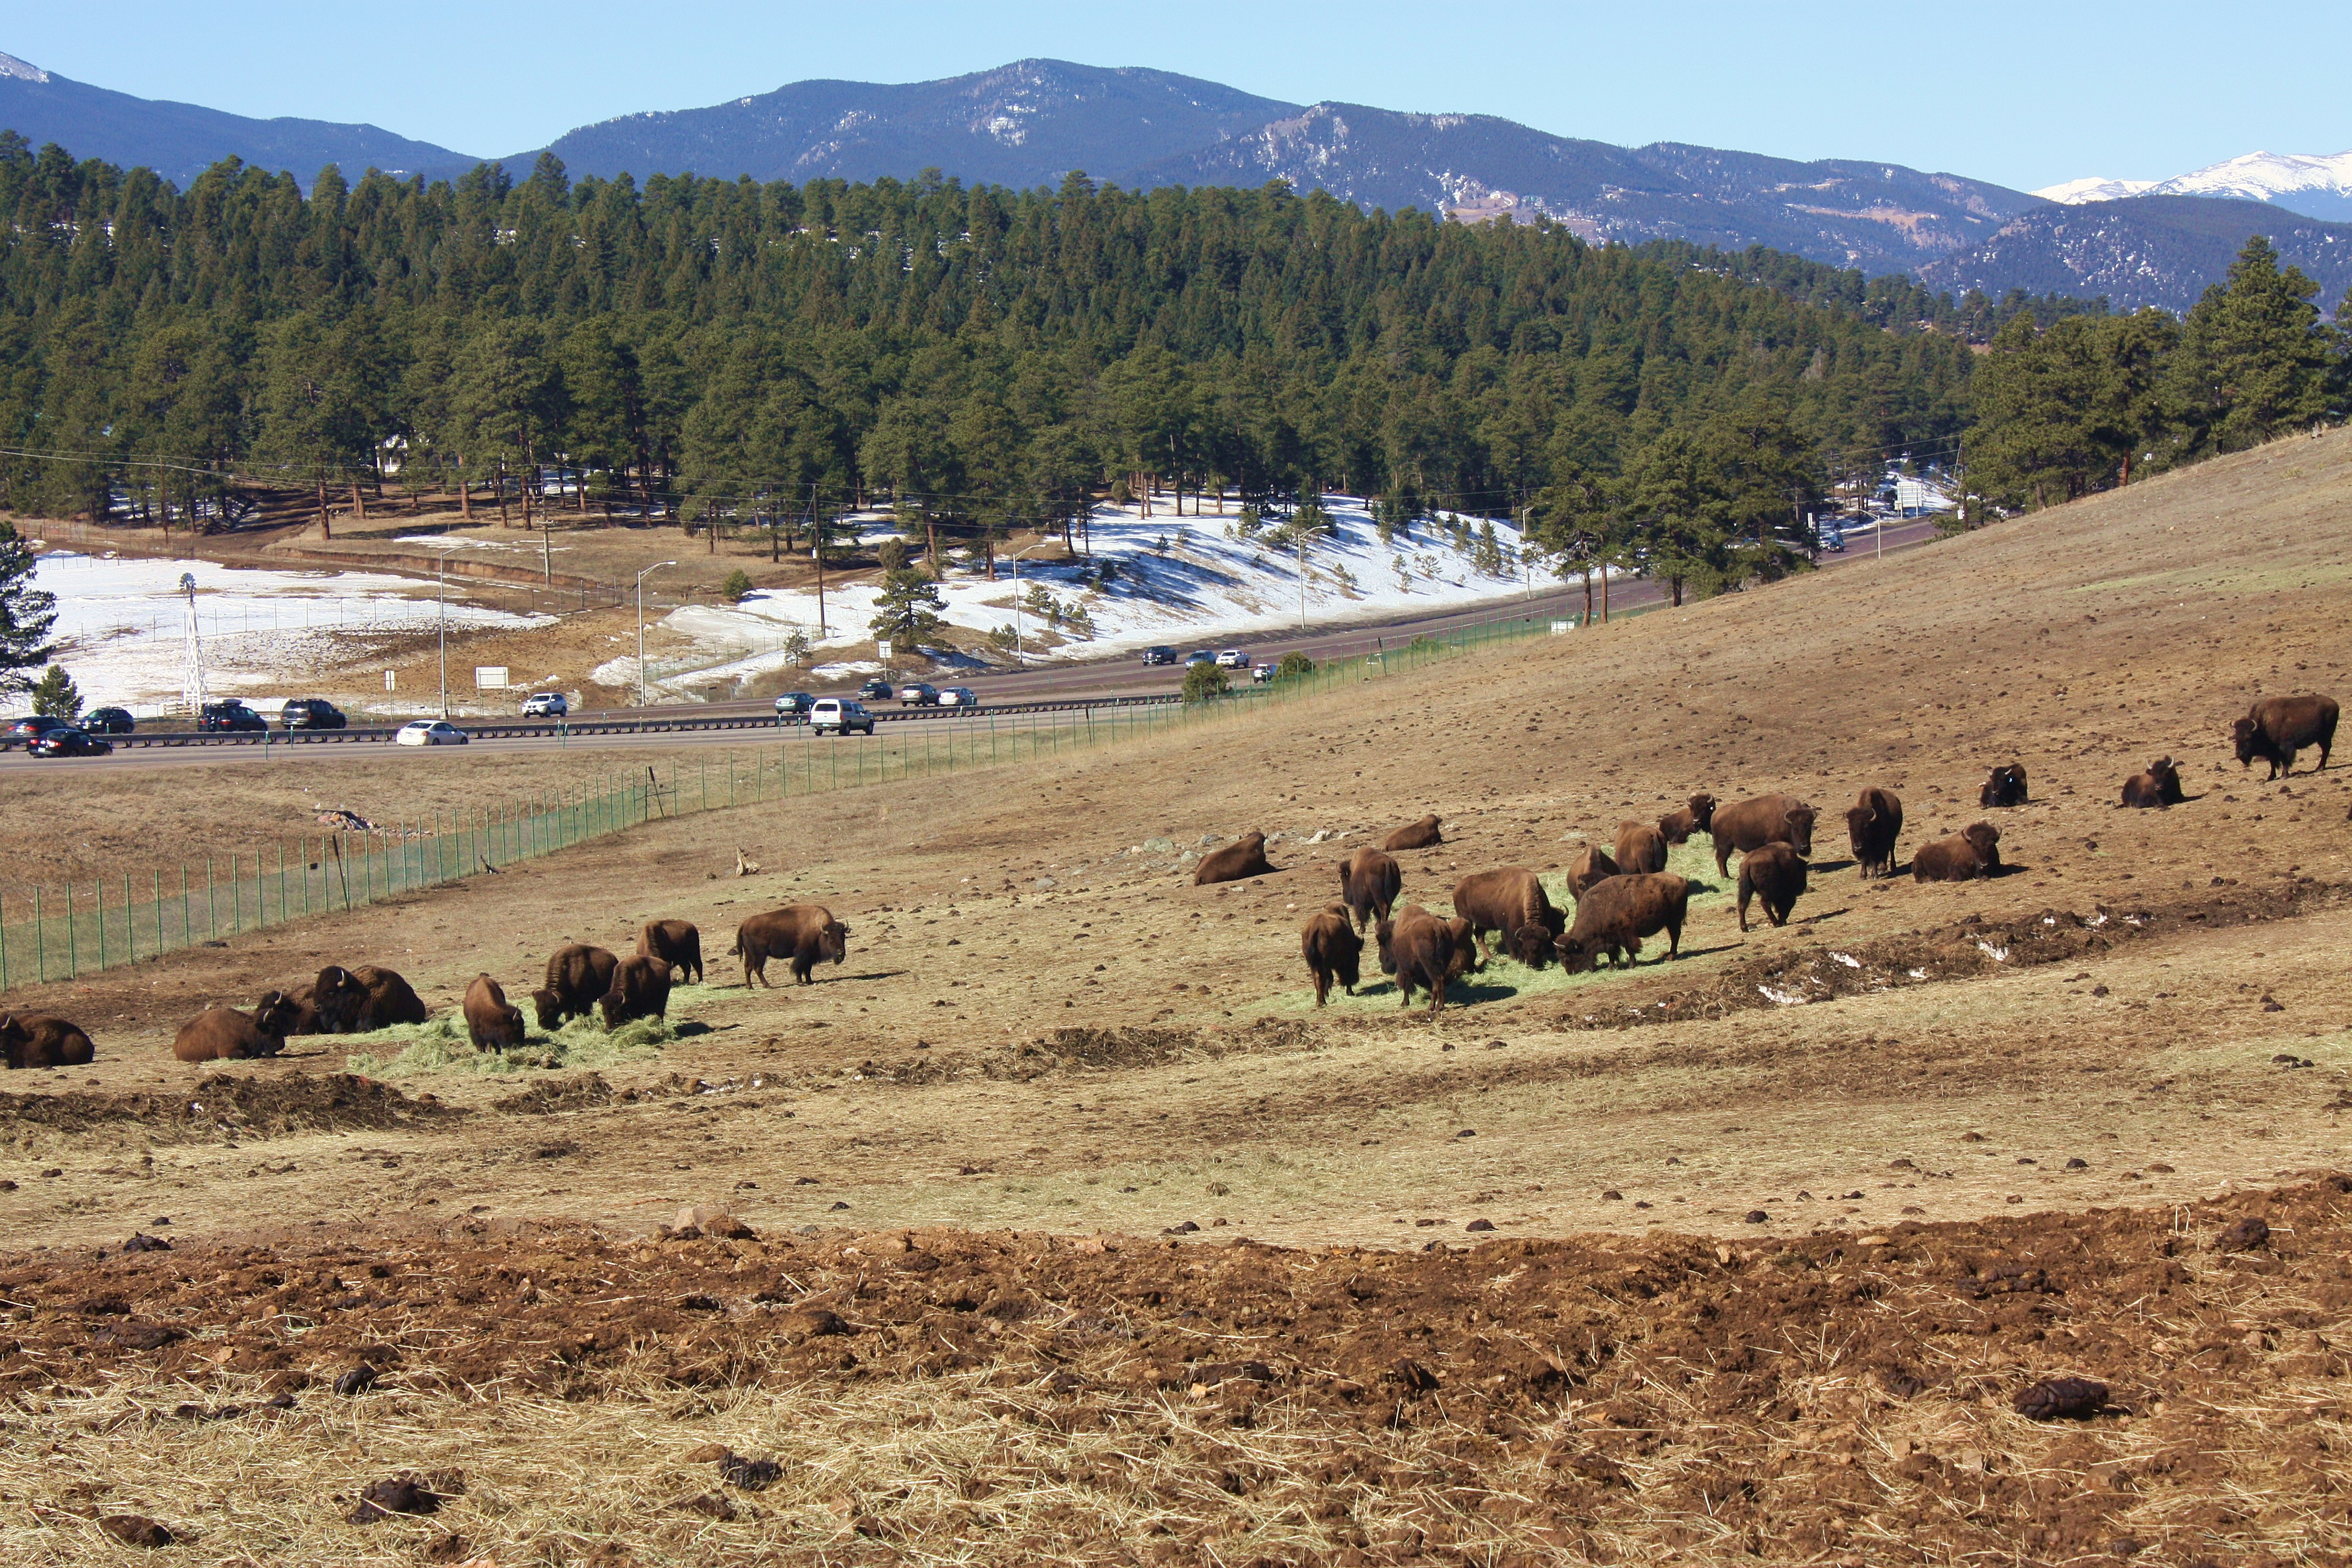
xmin=808 ymin=483 xmax=826 ymax=638
xmin=1010 ymin=549 xmax=1023 ymax=666
xmin=1297 ymin=532 xmax=1308 ymax=631
xmin=636 ymin=559 xmax=677 ymax=708
xmin=437 ymin=554 xmax=448 ymax=718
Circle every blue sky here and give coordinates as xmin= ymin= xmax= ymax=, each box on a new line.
xmin=11 ymin=1 xmax=2348 ymax=192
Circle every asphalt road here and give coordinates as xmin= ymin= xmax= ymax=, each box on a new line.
xmin=6 ymin=520 xmax=1948 ymax=776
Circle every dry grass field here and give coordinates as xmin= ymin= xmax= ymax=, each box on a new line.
xmin=2 ymin=427 xmax=2350 ymax=1564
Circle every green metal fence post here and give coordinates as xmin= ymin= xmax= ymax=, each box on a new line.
xmin=35 ymin=885 xmax=45 ymax=982
xmin=66 ymin=884 xmax=77 ymax=977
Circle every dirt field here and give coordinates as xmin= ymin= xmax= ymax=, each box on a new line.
xmin=2 ymin=426 xmax=2350 ymax=1563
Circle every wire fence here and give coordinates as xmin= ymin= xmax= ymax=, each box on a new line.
xmin=0 ymin=605 xmax=1603 ymax=994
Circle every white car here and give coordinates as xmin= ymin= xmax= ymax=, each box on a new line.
xmin=1215 ymin=649 xmax=1250 ymax=668
xmin=521 ymin=692 xmax=568 ymax=717
xmin=937 ymin=686 xmax=978 ymax=709
xmin=394 ymin=720 xmax=470 ymax=747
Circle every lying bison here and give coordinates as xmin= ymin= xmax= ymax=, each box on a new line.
xmin=1845 ymin=786 xmax=1904 ymax=880
xmin=1382 ymin=815 xmax=1444 ymax=851
xmin=2234 ymin=694 xmax=2337 ymax=780
xmin=173 ymin=992 xmax=303 ymax=1063
xmin=637 ymin=919 xmax=704 ymax=984
xmin=349 ymin=966 xmax=428 ymax=1031
xmin=1614 ymin=820 xmax=1669 ymax=875
xmin=1979 ymin=764 xmax=2029 ymax=809
xmin=1450 ymin=867 xmax=1565 ymax=968
xmin=1300 ymin=905 xmax=1363 ymax=1008
xmin=600 ymin=955 xmax=673 ymax=1030
xmin=1 ymin=1012 xmax=95 ymax=1069
xmin=2121 ymin=757 xmax=2185 ymax=809
xmin=1566 ymin=845 xmax=1619 ymax=901
xmin=1912 ymin=823 xmax=2002 ymax=881
xmin=292 ymin=965 xmax=371 ymax=1034
xmin=533 ymin=944 xmax=619 ymax=1030
xmin=1737 ymin=842 xmax=1809 ymax=931
xmin=1555 ymin=873 xmax=1692 ymax=973
xmin=734 ymin=905 xmax=850 ymax=987
xmin=1375 ymin=905 xmax=1457 ymax=1017
xmin=1194 ymin=831 xmax=1276 ymax=886
xmin=1337 ymin=847 xmax=1402 ymax=932
xmin=1711 ymin=793 xmax=1816 ymax=878
xmin=463 ymin=973 xmax=526 ymax=1049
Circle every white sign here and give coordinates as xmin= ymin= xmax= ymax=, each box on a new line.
xmin=875 ymin=640 xmax=892 ymax=661
xmin=384 ymin=670 xmax=397 ymax=692
xmin=475 ymin=666 xmax=510 ymax=690
xmin=1550 ymin=619 xmax=1574 ymax=635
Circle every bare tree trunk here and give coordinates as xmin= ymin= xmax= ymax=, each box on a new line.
xmin=1599 ymin=562 xmax=1609 ymax=624
xmin=317 ymin=476 xmax=333 ymax=540
xmin=351 ymin=482 xmax=367 ymax=522
xmin=458 ymin=467 xmax=471 ymax=521
xmin=497 ymin=459 xmax=509 ymax=525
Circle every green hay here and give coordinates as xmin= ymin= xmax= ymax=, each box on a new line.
xmin=345 ymin=1010 xmax=674 ymax=1078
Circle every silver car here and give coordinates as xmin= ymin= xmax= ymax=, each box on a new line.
xmin=937 ymin=686 xmax=978 ymax=710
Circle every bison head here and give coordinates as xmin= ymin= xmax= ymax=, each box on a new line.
xmin=1785 ymin=807 xmax=1817 ymax=856
xmin=0 ymin=1014 xmax=24 ymax=1061
xmin=531 ymin=988 xmax=564 ymax=1032
xmin=1506 ymin=923 xmax=1553 ymax=969
xmin=1963 ymin=821 xmax=2001 ymax=855
xmin=1374 ymin=918 xmax=1400 ymax=976
xmin=1553 ymin=933 xmax=1602 ymax=975
xmin=821 ymin=920 xmax=849 ymax=964
xmin=252 ymin=990 xmax=302 ymax=1039
xmin=2232 ymin=717 xmax=2261 ymax=766
xmin=1687 ymin=792 xmax=1716 ymax=829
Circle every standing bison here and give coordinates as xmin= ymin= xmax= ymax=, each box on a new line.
xmin=599 ymin=956 xmax=673 ymax=1029
xmin=1845 ymin=787 xmax=1904 ymax=879
xmin=1382 ymin=815 xmax=1444 ymax=851
xmin=1658 ymin=792 xmax=1716 ymax=846
xmin=636 ymin=919 xmax=704 ymax=984
xmin=1194 ymin=831 xmax=1276 ymax=886
xmin=463 ymin=974 xmax=526 ymax=1049
xmin=1913 ymin=823 xmax=2002 ymax=881
xmin=1737 ymin=842 xmax=1809 ymax=931
xmin=2234 ymin=695 xmax=2337 ymax=780
xmin=1375 ymin=906 xmax=1457 ymax=1017
xmin=1979 ymin=764 xmax=2029 ymax=808
xmin=1299 ymin=905 xmax=1363 ymax=1008
xmin=1555 ymin=873 xmax=1693 ymax=972
xmin=1 ymin=1013 xmax=95 ymax=1069
xmin=1613 ymin=820 xmax=1669 ymax=875
xmin=2121 ymin=757 xmax=2185 ymax=809
xmin=733 ymin=905 xmax=851 ymax=987
xmin=173 ymin=993 xmax=303 ymax=1063
xmin=1336 ymin=847 xmax=1403 ymax=933
xmin=1450 ymin=867 xmax=1565 ymax=968
xmin=1710 ymin=794 xmax=1816 ymax=878
xmin=533 ymin=944 xmax=619 ymax=1030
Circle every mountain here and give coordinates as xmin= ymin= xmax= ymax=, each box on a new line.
xmin=2032 ymin=176 xmax=2156 ymax=204
xmin=2036 ymin=149 xmax=2352 ymax=223
xmin=0 ymin=51 xmax=469 ymax=184
xmin=1918 ymin=194 xmax=2352 ymax=314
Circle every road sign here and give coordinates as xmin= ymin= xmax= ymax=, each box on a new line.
xmin=383 ymin=670 xmax=396 ymax=692
xmin=475 ymin=666 xmax=510 ymax=689
xmin=875 ymin=640 xmax=892 ymax=661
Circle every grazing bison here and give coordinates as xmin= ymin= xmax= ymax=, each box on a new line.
xmin=1299 ymin=905 xmax=1363 ymax=1008
xmin=172 ymin=992 xmax=302 ymax=1063
xmin=1566 ymin=845 xmax=1620 ymax=901
xmin=1737 ymin=842 xmax=1809 ymax=931
xmin=1711 ymin=793 xmax=1817 ymax=878
xmin=733 ymin=905 xmax=850 ymax=987
xmin=2235 ymin=695 xmax=2338 ymax=780
xmin=350 ymin=966 xmax=428 ymax=1031
xmin=533 ymin=944 xmax=619 ymax=1030
xmin=1450 ymin=867 xmax=1566 ymax=968
xmin=462 ymin=973 xmax=526 ymax=1049
xmin=1375 ymin=906 xmax=1457 ymax=1017
xmin=1979 ymin=764 xmax=2029 ymax=809
xmin=1442 ymin=916 xmax=1479 ymax=982
xmin=1658 ymin=792 xmax=1717 ymax=846
xmin=1336 ymin=847 xmax=1403 ymax=933
xmin=1555 ymin=873 xmax=1693 ymax=973
xmin=1 ymin=1013 xmax=95 ymax=1069
xmin=636 ymin=919 xmax=705 ymax=984
xmin=1194 ymin=831 xmax=1276 ymax=886
xmin=2121 ymin=757 xmax=2185 ymax=809
xmin=1382 ymin=815 xmax=1444 ymax=851
xmin=1845 ymin=787 xmax=1904 ymax=879
xmin=1912 ymin=823 xmax=2002 ymax=882
xmin=600 ymin=955 xmax=673 ymax=1030
xmin=1614 ymin=820 xmax=1669 ymax=875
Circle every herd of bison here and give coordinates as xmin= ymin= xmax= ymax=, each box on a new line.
xmin=0 ymin=693 xmax=2336 ymax=1061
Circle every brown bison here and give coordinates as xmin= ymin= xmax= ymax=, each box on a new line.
xmin=1555 ymin=873 xmax=1693 ymax=973
xmin=600 ymin=955 xmax=673 ymax=1030
xmin=1845 ymin=786 xmax=1904 ymax=879
xmin=1711 ymin=793 xmax=1817 ymax=878
xmin=1912 ymin=823 xmax=2002 ymax=881
xmin=294 ymin=965 xmax=371 ymax=1034
xmin=733 ymin=905 xmax=850 ymax=987
xmin=1566 ymin=844 xmax=1620 ymax=901
xmin=1 ymin=1012 xmax=95 ymax=1069
xmin=1614 ymin=820 xmax=1669 ymax=875
xmin=636 ymin=919 xmax=705 ymax=984
xmin=1375 ymin=906 xmax=1457 ymax=1017
xmin=1979 ymin=764 xmax=2029 ymax=808
xmin=1450 ymin=867 xmax=1565 ymax=968
xmin=1336 ymin=847 xmax=1403 ymax=932
xmin=2121 ymin=757 xmax=2185 ymax=809
xmin=533 ymin=944 xmax=619 ymax=1030
xmin=1658 ymin=792 xmax=1716 ymax=846
xmin=1442 ymin=915 xmax=1479 ymax=982
xmin=1194 ymin=831 xmax=1276 ymax=886
xmin=1382 ymin=814 xmax=1444 ymax=851
xmin=463 ymin=973 xmax=526 ymax=1049
xmin=1299 ymin=905 xmax=1363 ymax=1008
xmin=2234 ymin=695 xmax=2338 ymax=780
xmin=350 ymin=966 xmax=428 ymax=1031
xmin=1737 ymin=842 xmax=1809 ymax=931
xmin=172 ymin=992 xmax=303 ymax=1063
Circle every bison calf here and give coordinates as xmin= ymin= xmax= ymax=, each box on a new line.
xmin=1194 ymin=831 xmax=1276 ymax=886
xmin=637 ymin=919 xmax=704 ymax=984
xmin=1555 ymin=873 xmax=1692 ymax=973
xmin=1337 ymin=847 xmax=1402 ymax=932
xmin=172 ymin=993 xmax=303 ymax=1063
xmin=600 ymin=955 xmax=673 ymax=1030
xmin=1737 ymin=842 xmax=1809 ymax=931
xmin=1845 ymin=786 xmax=1904 ymax=879
xmin=1375 ymin=906 xmax=1457 ymax=1017
xmin=1299 ymin=905 xmax=1363 ymax=1008
xmin=1711 ymin=793 xmax=1816 ymax=878
xmin=1658 ymin=792 xmax=1716 ymax=846
xmin=533 ymin=943 xmax=619 ymax=1030
xmin=1613 ymin=820 xmax=1669 ymax=875
xmin=2235 ymin=695 xmax=2338 ymax=780
xmin=1382 ymin=814 xmax=1444 ymax=851
xmin=734 ymin=904 xmax=850 ymax=987
xmin=1566 ymin=844 xmax=1619 ymax=901
xmin=463 ymin=974 xmax=526 ymax=1049
xmin=1912 ymin=822 xmax=2002 ymax=881
xmin=1 ymin=1012 xmax=95 ymax=1069
xmin=1979 ymin=764 xmax=2029 ymax=808
xmin=2121 ymin=757 xmax=2185 ymax=809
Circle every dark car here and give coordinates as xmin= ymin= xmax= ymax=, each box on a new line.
xmin=1141 ymin=646 xmax=1179 ymax=666
xmin=773 ymin=692 xmax=815 ymax=723
xmin=280 ymin=698 xmax=346 ymax=730
xmin=856 ymin=677 xmax=894 ymax=702
xmin=1183 ymin=650 xmax=1217 ymax=667
xmin=198 ymin=701 xmax=268 ymax=733
xmin=81 ymin=706 xmax=136 ymax=734
xmin=29 ymin=728 xmax=112 ymax=759
xmin=2 ymin=714 xmax=73 ymax=750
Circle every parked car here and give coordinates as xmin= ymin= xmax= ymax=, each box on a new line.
xmin=394 ymin=719 xmax=470 ymax=747
xmin=1183 ymin=650 xmax=1217 ymax=667
xmin=521 ymin=692 xmax=568 ymax=717
xmin=810 ymin=698 xmax=875 ymax=737
xmin=897 ymin=682 xmax=939 ymax=705
xmin=773 ymin=692 xmax=815 ymax=722
xmin=1215 ymin=649 xmax=1249 ymax=668
xmin=280 ymin=698 xmax=346 ymax=730
xmin=81 ymin=707 xmax=136 ymax=734
xmin=937 ymin=686 xmax=978 ymax=710
xmin=29 ymin=727 xmax=112 ymax=759
xmin=2 ymin=715 xmax=73 ymax=750
xmin=856 ymin=677 xmax=894 ymax=702
xmin=1141 ymin=646 xmax=1178 ymax=666
xmin=198 ymin=700 xmax=267 ymax=733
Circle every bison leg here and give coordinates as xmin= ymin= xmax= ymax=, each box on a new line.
xmin=1312 ymin=968 xmax=1329 ymax=1008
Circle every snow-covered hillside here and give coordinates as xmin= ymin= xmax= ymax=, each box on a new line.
xmin=2037 ymin=151 xmax=2352 ymax=221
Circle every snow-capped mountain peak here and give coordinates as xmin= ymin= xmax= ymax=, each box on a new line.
xmin=0 ymin=52 xmax=51 ymax=84
xmin=2036 ymin=150 xmax=2352 ymax=221
xmin=2033 ymin=176 xmax=2156 ymax=204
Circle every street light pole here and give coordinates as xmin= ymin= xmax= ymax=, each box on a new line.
xmin=437 ymin=554 xmax=448 ymax=718
xmin=636 ymin=560 xmax=677 ymax=708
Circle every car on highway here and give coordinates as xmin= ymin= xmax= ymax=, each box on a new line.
xmin=394 ymin=719 xmax=470 ymax=747
xmin=810 ymin=698 xmax=875 ymax=737
xmin=773 ymin=692 xmax=815 ymax=722
xmin=2 ymin=714 xmax=73 ymax=750
xmin=1214 ymin=649 xmax=1249 ymax=668
xmin=1140 ymin=646 xmax=1178 ymax=666
xmin=521 ymin=692 xmax=568 ymax=717
xmin=29 ymin=727 xmax=112 ymax=759
xmin=82 ymin=707 xmax=137 ymax=734
xmin=198 ymin=700 xmax=268 ymax=733
xmin=856 ymin=677 xmax=894 ymax=702
xmin=1251 ymin=662 xmax=1276 ymax=683
xmin=896 ymin=682 xmax=939 ymax=706
xmin=937 ymin=686 xmax=978 ymax=710
xmin=1183 ymin=650 xmax=1217 ymax=667
xmin=280 ymin=698 xmax=347 ymax=730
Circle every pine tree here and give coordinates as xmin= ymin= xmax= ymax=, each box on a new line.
xmin=30 ymin=662 xmax=80 ymax=718
xmin=0 ymin=519 xmax=59 ymax=700
xmin=2170 ymin=237 xmax=2333 ymax=454
xmin=868 ymin=568 xmax=946 ymax=645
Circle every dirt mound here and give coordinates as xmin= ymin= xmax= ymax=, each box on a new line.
xmin=0 ymin=1072 xmax=458 ymax=1145
xmin=491 ymin=1073 xmax=617 ymax=1115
